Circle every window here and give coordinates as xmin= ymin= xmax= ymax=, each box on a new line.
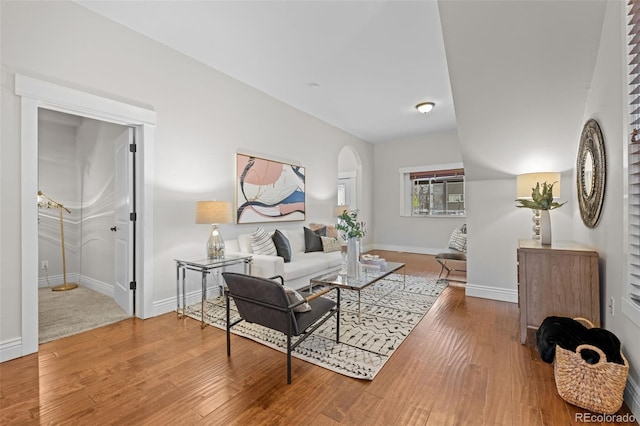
xmin=626 ymin=0 xmax=640 ymax=324
xmin=399 ymin=163 xmax=465 ymax=217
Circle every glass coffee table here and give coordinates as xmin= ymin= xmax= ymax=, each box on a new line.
xmin=309 ymin=261 xmax=406 ymax=320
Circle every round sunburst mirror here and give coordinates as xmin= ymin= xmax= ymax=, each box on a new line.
xmin=576 ymin=119 xmax=606 ymax=228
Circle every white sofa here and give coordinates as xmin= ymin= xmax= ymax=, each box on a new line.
xmin=226 ymin=227 xmax=343 ymax=290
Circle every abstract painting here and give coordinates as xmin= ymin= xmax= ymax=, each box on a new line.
xmin=236 ymin=153 xmax=305 ymax=223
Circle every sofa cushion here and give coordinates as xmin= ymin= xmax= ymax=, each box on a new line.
xmin=285 ymin=253 xmax=331 ymax=280
xmin=303 ymin=227 xmax=324 ymax=253
xmin=251 ymin=227 xmax=277 ymax=256
xmin=321 ymin=236 xmax=341 ymax=253
xmin=238 ymin=234 xmax=253 ymax=254
xmin=272 ymin=229 xmax=292 ymax=263
xmin=288 ymin=229 xmax=306 ymax=254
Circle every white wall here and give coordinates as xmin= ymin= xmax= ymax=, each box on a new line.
xmin=372 ymin=130 xmax=466 ymax=253
xmin=76 ymin=118 xmax=126 ymax=292
xmin=0 ymin=1 xmax=372 ymax=356
xmin=464 ymin=176 xmax=574 ymax=302
xmin=572 ymin=0 xmax=640 ymax=414
xmin=38 ymin=118 xmax=81 ymax=280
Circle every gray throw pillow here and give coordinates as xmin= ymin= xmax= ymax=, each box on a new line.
xmin=303 ymin=226 xmax=324 ymax=252
xmin=272 ymin=229 xmax=292 ymax=263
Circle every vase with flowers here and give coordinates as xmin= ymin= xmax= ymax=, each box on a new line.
xmin=336 ymin=209 xmax=366 ymax=279
xmin=515 ymin=181 xmax=565 ymax=245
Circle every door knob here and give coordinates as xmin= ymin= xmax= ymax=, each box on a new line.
xmin=110 ymin=226 xmax=117 ymax=232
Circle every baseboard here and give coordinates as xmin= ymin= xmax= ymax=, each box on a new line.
xmin=465 ymin=283 xmax=518 ymax=303
xmin=625 ymin=373 xmax=640 ymax=419
xmin=372 ymin=243 xmax=441 ymax=255
xmin=0 ymin=337 xmax=24 ymax=363
xmin=38 ymin=274 xmax=113 ymax=297
xmin=78 ymin=276 xmax=113 ymax=297
xmin=153 ymin=285 xmax=222 ymax=317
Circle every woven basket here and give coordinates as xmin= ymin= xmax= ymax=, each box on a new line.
xmin=553 ymin=318 xmax=629 ymax=414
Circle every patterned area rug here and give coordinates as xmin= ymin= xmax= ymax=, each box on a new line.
xmin=186 ymin=274 xmax=448 ymax=380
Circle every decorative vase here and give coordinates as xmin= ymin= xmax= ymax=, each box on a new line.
xmin=339 ymin=244 xmax=348 ymax=275
xmin=540 ymin=209 xmax=552 ymax=245
xmin=347 ymin=237 xmax=360 ymax=280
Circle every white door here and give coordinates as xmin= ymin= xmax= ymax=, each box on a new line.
xmin=114 ymin=128 xmax=134 ymax=315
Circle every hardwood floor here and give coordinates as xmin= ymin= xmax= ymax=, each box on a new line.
xmin=1 ymin=250 xmax=636 ymax=425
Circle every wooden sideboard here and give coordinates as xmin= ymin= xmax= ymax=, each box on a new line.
xmin=517 ymin=240 xmax=600 ymax=344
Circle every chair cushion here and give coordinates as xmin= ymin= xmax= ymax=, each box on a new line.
xmin=293 ymin=295 xmax=336 ymax=335
xmin=436 ymin=251 xmax=467 ymax=261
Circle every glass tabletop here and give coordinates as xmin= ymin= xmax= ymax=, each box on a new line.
xmin=175 ymin=254 xmax=252 ymax=269
xmin=310 ymin=261 xmax=405 ymax=290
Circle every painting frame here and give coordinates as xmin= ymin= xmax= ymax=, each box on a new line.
xmin=235 ymin=153 xmax=306 ymax=224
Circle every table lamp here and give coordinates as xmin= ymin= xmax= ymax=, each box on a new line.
xmin=195 ymin=201 xmax=233 ymax=259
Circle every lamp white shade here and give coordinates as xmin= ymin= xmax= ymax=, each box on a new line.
xmin=335 ymin=205 xmax=350 ymax=216
xmin=516 ymin=172 xmax=561 ymax=198
xmin=195 ymin=201 xmax=233 ymax=224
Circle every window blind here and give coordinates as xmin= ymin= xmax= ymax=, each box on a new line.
xmin=409 ymin=168 xmax=464 ymax=180
xmin=628 ymin=0 xmax=640 ymax=308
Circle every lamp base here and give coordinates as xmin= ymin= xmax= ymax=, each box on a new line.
xmin=207 ymin=224 xmax=225 ymax=259
xmin=52 ymin=282 xmax=78 ymax=291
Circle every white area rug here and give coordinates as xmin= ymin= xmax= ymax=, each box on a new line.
xmin=39 ymin=286 xmax=130 ymax=343
xmin=187 ymin=274 xmax=447 ymax=380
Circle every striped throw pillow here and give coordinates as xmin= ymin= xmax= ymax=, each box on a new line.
xmin=250 ymin=227 xmax=277 ymax=256
xmin=448 ymin=228 xmax=467 ymax=253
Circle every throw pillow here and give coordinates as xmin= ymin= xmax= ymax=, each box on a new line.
xmin=284 ymin=286 xmax=311 ymax=312
xmin=272 ymin=229 xmax=292 ymax=263
xmin=321 ymin=236 xmax=341 ymax=253
xmin=303 ymin=226 xmax=324 ymax=252
xmin=448 ymin=227 xmax=467 ymax=253
xmin=250 ymin=227 xmax=277 ymax=256
xmin=308 ymin=223 xmax=328 ymax=236
xmin=325 ymin=225 xmax=339 ymax=239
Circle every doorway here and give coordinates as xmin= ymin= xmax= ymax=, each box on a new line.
xmin=37 ymin=109 xmax=132 ymax=342
xmin=337 ymin=146 xmax=361 ymax=211
xmin=17 ymin=74 xmax=156 ymax=357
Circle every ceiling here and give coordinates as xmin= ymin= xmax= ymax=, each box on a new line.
xmin=76 ymin=0 xmax=609 ymax=180
xmin=76 ymin=0 xmax=457 ymax=144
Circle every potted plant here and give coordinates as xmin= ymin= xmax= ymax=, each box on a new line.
xmin=336 ymin=209 xmax=366 ymax=279
xmin=515 ymin=181 xmax=565 ymax=244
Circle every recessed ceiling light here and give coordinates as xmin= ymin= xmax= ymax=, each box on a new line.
xmin=416 ymin=102 xmax=435 ymax=114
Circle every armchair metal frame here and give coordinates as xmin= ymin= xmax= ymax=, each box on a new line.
xmin=223 ymin=273 xmax=340 ymax=384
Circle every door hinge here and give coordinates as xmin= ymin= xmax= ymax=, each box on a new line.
xmin=129 ymin=281 xmax=137 ymax=290
xmin=130 ymin=212 xmax=137 ymax=221
xmin=129 ymin=143 xmax=137 ymax=153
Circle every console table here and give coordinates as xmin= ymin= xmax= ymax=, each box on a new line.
xmin=517 ymin=240 xmax=600 ymax=344
xmin=175 ymin=255 xmax=252 ymax=328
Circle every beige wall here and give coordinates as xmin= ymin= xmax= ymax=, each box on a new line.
xmin=573 ymin=0 xmax=640 ymax=414
xmin=372 ymin=130 xmax=466 ymax=253
xmin=0 ymin=1 xmax=373 ymax=360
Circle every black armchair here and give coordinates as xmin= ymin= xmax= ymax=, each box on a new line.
xmin=222 ymin=272 xmax=340 ymax=384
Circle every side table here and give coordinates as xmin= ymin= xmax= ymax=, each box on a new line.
xmin=175 ymin=255 xmax=252 ymax=328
